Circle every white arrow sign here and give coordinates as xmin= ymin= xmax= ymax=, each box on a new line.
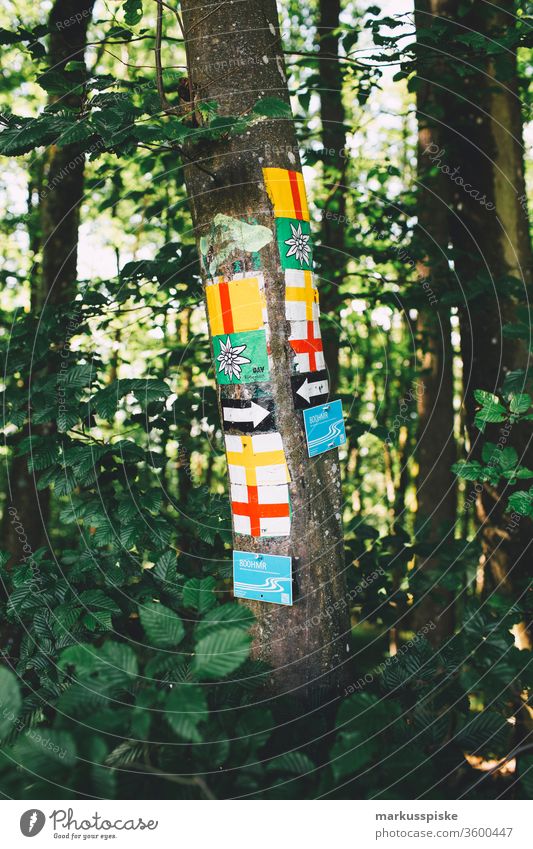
xmin=223 ymin=401 xmax=271 ymax=429
xmin=296 ymin=376 xmax=329 ymax=405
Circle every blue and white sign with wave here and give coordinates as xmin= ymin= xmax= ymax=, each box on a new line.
xmin=233 ymin=550 xmax=293 ymax=606
xmin=303 ymin=398 xmax=346 ymax=458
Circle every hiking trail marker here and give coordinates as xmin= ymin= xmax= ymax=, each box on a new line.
xmin=222 ymin=398 xmax=274 ymax=433
xmin=292 ymin=370 xmax=329 ymax=409
xmin=303 ymin=399 xmax=347 ymax=458
xmin=233 ymin=550 xmax=293 ymax=605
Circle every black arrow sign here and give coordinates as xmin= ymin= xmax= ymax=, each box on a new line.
xmin=291 ymin=370 xmax=329 ymax=409
xmin=221 ymin=398 xmax=275 ymax=433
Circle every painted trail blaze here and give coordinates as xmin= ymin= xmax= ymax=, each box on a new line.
xmin=263 ymin=167 xmax=310 ymax=222
xmin=225 ymin=432 xmax=291 ymax=537
xmin=285 ymin=269 xmax=320 ymax=322
xmin=289 ymin=319 xmax=325 ymax=373
xmin=205 ymin=273 xmax=266 ymax=336
xmin=225 ymin=432 xmax=290 ymax=486
xmin=230 ymin=482 xmax=290 ymax=537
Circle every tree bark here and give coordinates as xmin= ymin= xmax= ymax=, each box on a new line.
xmin=2 ymin=0 xmax=94 ymax=560
xmin=411 ymin=0 xmax=457 ymax=641
xmin=179 ymin=0 xmax=351 ymax=699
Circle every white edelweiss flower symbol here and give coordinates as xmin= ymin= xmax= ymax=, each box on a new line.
xmin=217 ymin=336 xmax=251 ymax=380
xmin=284 ymin=222 xmax=311 ymax=266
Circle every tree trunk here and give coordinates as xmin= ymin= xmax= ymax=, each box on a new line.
xmin=179 ymin=0 xmax=351 ymax=699
xmin=2 ymin=0 xmax=94 ymax=560
xmin=412 ymin=0 xmax=457 ymax=640
xmin=436 ymin=0 xmax=533 ymax=604
xmin=38 ymin=0 xmax=95 ymax=309
xmin=316 ymin=0 xmax=347 ymax=396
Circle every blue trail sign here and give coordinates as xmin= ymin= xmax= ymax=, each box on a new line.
xmin=233 ymin=550 xmax=293 ymax=605
xmin=302 ymin=399 xmax=346 ymax=458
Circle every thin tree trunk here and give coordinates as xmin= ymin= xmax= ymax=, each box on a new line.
xmin=178 ymin=0 xmax=351 ymax=698
xmin=316 ymin=0 xmax=347 ymax=396
xmin=412 ymin=0 xmax=457 ymax=640
xmin=2 ymin=0 xmax=94 ymax=560
xmin=38 ymin=0 xmax=95 ymax=308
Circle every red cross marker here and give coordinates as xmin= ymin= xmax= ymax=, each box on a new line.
xmin=232 ymin=485 xmax=290 ymax=537
xmin=289 ymin=320 xmax=323 ymax=371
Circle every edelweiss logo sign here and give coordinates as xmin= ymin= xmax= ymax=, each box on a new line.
xmin=20 ymin=809 xmax=46 ymax=837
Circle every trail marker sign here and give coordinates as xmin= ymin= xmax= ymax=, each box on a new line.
xmin=302 ymin=399 xmax=346 ymax=458
xmin=233 ymin=550 xmax=293 ymax=605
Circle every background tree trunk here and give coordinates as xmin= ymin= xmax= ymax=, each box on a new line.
xmin=1 ymin=0 xmax=94 ymax=560
xmin=38 ymin=0 xmax=95 ymax=309
xmin=316 ymin=0 xmax=347 ymax=396
xmin=437 ymin=0 xmax=533 ymax=607
xmin=179 ymin=0 xmax=351 ymax=699
xmin=412 ymin=0 xmax=457 ymax=640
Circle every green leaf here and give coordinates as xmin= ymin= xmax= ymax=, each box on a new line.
xmin=456 ymin=711 xmax=511 ymax=755
xmin=503 ymin=466 xmax=533 ymax=481
xmin=183 ymin=577 xmax=217 ymax=612
xmin=498 ymin=446 xmax=519 ymax=471
xmin=153 ymin=550 xmax=178 ymax=583
xmin=140 ymin=601 xmax=185 ymax=648
xmin=452 ymin=460 xmax=483 ymax=481
xmin=266 ymin=751 xmax=315 ymax=774
xmin=330 ymin=731 xmax=377 ymax=780
xmin=90 ymin=378 xmax=170 ymax=420
xmin=507 ymin=490 xmax=533 ymax=516
xmin=509 ymin=393 xmax=532 ymax=414
xmin=123 ymin=0 xmax=143 ymax=26
xmin=78 ymin=590 xmax=121 ymax=614
xmin=59 ymin=642 xmax=138 ymax=691
xmin=37 ymin=70 xmax=84 ymax=97
xmin=195 ymin=603 xmax=254 ymax=639
xmin=481 ymin=442 xmax=498 ymax=464
xmin=12 ymin=729 xmax=77 ymax=769
xmin=56 ymin=120 xmax=94 ymax=147
xmin=336 ymin=691 xmax=386 ymax=729
xmin=61 ymin=363 xmax=94 ymax=389
xmin=193 ymin=627 xmax=251 ymax=679
xmin=0 ymin=119 xmax=56 ymax=156
xmin=83 ymin=611 xmax=113 ymax=632
xmin=165 ymin=685 xmax=208 ymax=742
xmin=502 ymin=369 xmax=528 ymax=396
xmin=476 ymin=402 xmax=507 ymax=423
xmin=252 ymin=97 xmax=292 ymax=118
xmin=0 ymin=668 xmax=21 ymax=739
xmin=474 ymin=389 xmax=500 ymax=404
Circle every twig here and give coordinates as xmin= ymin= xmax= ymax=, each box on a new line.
xmin=285 ymin=49 xmax=403 ymax=69
xmin=153 ymin=0 xmax=196 ymax=118
xmin=155 ymin=0 xmax=173 ymax=114
xmin=127 ymin=760 xmax=216 ymax=799
xmin=103 ymin=50 xmax=157 ymax=70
